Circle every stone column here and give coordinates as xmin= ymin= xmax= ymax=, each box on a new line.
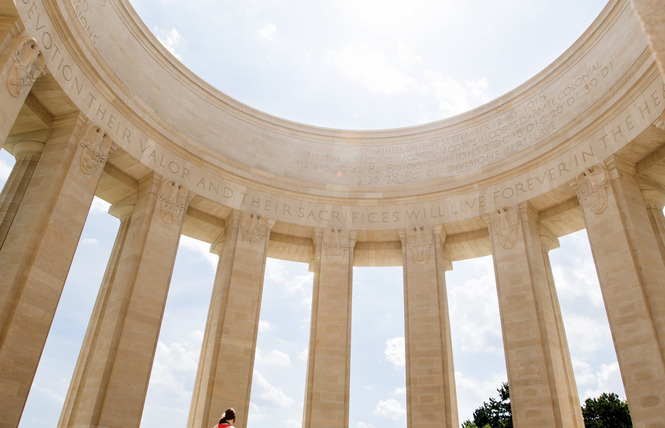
xmin=399 ymin=225 xmax=458 ymax=428
xmin=188 ymin=211 xmax=273 ymax=428
xmin=640 ymin=184 xmax=665 ymax=264
xmin=539 ymin=228 xmax=585 ymax=428
xmin=0 ymin=138 xmax=45 ymax=248
xmin=0 ymin=33 xmax=46 ymax=146
xmin=575 ymin=159 xmax=665 ymax=425
xmin=0 ymin=115 xmax=111 ymax=428
xmin=303 ymin=228 xmax=355 ymax=428
xmin=57 ymin=175 xmax=189 ymax=428
xmin=485 ymin=202 xmax=584 ymax=428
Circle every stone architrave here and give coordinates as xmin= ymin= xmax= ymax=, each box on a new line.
xmin=58 ymin=175 xmax=188 ymax=428
xmin=0 ymin=114 xmax=108 ymax=428
xmin=188 ymin=211 xmax=273 ymax=428
xmin=485 ymin=203 xmax=584 ymax=428
xmin=0 ymin=139 xmax=45 ymax=249
xmin=399 ymin=225 xmax=458 ymax=428
xmin=303 ymin=228 xmax=356 ymax=428
xmin=576 ymin=159 xmax=665 ymax=425
xmin=0 ymin=33 xmax=45 ymax=147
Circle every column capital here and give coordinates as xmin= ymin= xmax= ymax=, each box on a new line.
xmin=539 ymin=225 xmax=560 ymax=253
xmin=639 ymin=178 xmax=665 ymax=210
xmin=108 ymin=196 xmax=136 ymax=222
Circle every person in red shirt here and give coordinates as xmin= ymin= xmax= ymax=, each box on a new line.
xmin=217 ymin=408 xmax=236 ymax=428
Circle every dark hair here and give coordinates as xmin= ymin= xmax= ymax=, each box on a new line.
xmin=219 ymin=408 xmax=236 ymax=424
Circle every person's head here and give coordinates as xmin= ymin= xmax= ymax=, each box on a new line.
xmin=219 ymin=408 xmax=236 ymax=424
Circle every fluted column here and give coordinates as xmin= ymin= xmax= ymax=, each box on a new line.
xmin=399 ymin=225 xmax=458 ymax=428
xmin=575 ymin=159 xmax=665 ymax=425
xmin=0 ymin=138 xmax=45 ymax=248
xmin=0 ymin=32 xmax=46 ymax=146
xmin=303 ymin=228 xmax=356 ymax=428
xmin=0 ymin=115 xmax=111 ymax=428
xmin=57 ymin=175 xmax=188 ymax=428
xmin=485 ymin=202 xmax=584 ymax=428
xmin=188 ymin=211 xmax=273 ymax=428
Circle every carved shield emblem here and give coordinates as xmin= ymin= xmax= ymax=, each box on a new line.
xmin=7 ymin=38 xmax=45 ymax=98
xmin=323 ymin=228 xmax=348 ymax=266
xmin=239 ymin=213 xmax=267 ymax=252
xmin=577 ymin=165 xmax=609 ymax=215
xmin=80 ymin=125 xmax=112 ymax=175
xmin=158 ymin=180 xmax=187 ymax=224
xmin=491 ymin=206 xmax=520 ymax=250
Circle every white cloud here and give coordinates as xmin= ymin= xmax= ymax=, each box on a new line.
xmin=154 ymin=26 xmax=183 ymax=60
xmin=149 ymin=339 xmax=200 ymax=400
xmin=334 ymin=42 xmax=415 ymax=95
xmin=448 ymin=257 xmax=503 ymax=354
xmin=394 ymin=387 xmax=406 ymax=395
xmin=297 ymin=348 xmax=308 ymax=361
xmin=259 ymin=24 xmax=277 ymax=41
xmin=357 ymin=422 xmax=376 ymax=428
xmin=90 ymin=196 xmax=110 ymax=214
xmin=253 ymin=371 xmax=296 ymax=408
xmin=255 ymin=349 xmax=291 ymax=368
xmin=264 ymin=258 xmax=313 ymax=305
xmin=258 ymin=320 xmax=272 ymax=333
xmin=81 ymin=238 xmax=98 ymax=245
xmin=179 ymin=235 xmax=217 ymax=270
xmin=0 ymin=157 xmax=12 ymax=180
xmin=563 ymin=314 xmax=611 ymax=355
xmin=373 ymin=398 xmax=406 ymax=419
xmin=581 ymin=362 xmax=623 ymax=400
xmin=385 ymin=337 xmax=405 ymax=367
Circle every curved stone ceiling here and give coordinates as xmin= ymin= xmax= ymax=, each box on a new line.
xmin=12 ymin=0 xmax=664 ymax=241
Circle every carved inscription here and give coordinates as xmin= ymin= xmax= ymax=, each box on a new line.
xmin=6 ymin=37 xmax=45 ymax=97
xmin=577 ymin=165 xmax=609 ymax=214
xmin=158 ymin=180 xmax=187 ymax=224
xmin=297 ymin=62 xmax=615 ymax=186
xmin=17 ymin=0 xmax=665 ymax=228
xmin=491 ymin=206 xmax=520 ymax=250
xmin=80 ymin=125 xmax=112 ymax=174
xmin=70 ymin=0 xmax=99 ymax=44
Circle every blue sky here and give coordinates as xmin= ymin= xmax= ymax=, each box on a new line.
xmin=1 ymin=0 xmax=634 ymax=427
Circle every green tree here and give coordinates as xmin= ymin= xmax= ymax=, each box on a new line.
xmin=462 ymin=382 xmax=512 ymax=428
xmin=582 ymin=392 xmax=632 ymax=428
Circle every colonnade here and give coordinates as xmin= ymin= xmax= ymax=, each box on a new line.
xmin=2 ymin=0 xmax=665 ymax=427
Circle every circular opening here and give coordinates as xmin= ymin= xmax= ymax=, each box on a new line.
xmin=130 ymin=0 xmax=608 ymax=129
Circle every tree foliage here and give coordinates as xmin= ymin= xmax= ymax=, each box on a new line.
xmin=582 ymin=392 xmax=632 ymax=428
xmin=462 ymin=382 xmax=512 ymax=428
xmin=462 ymin=384 xmax=632 ymax=428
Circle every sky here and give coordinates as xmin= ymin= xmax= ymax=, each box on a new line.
xmin=0 ymin=0 xmax=637 ymax=427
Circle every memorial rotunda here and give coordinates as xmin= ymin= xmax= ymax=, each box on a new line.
xmin=1 ymin=0 xmax=665 ymax=427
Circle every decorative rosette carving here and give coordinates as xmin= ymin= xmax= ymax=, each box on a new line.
xmin=491 ymin=205 xmax=520 ymax=250
xmin=158 ymin=180 xmax=187 ymax=224
xmin=80 ymin=125 xmax=112 ymax=175
xmin=7 ymin=37 xmax=45 ymax=98
xmin=577 ymin=165 xmax=609 ymax=214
